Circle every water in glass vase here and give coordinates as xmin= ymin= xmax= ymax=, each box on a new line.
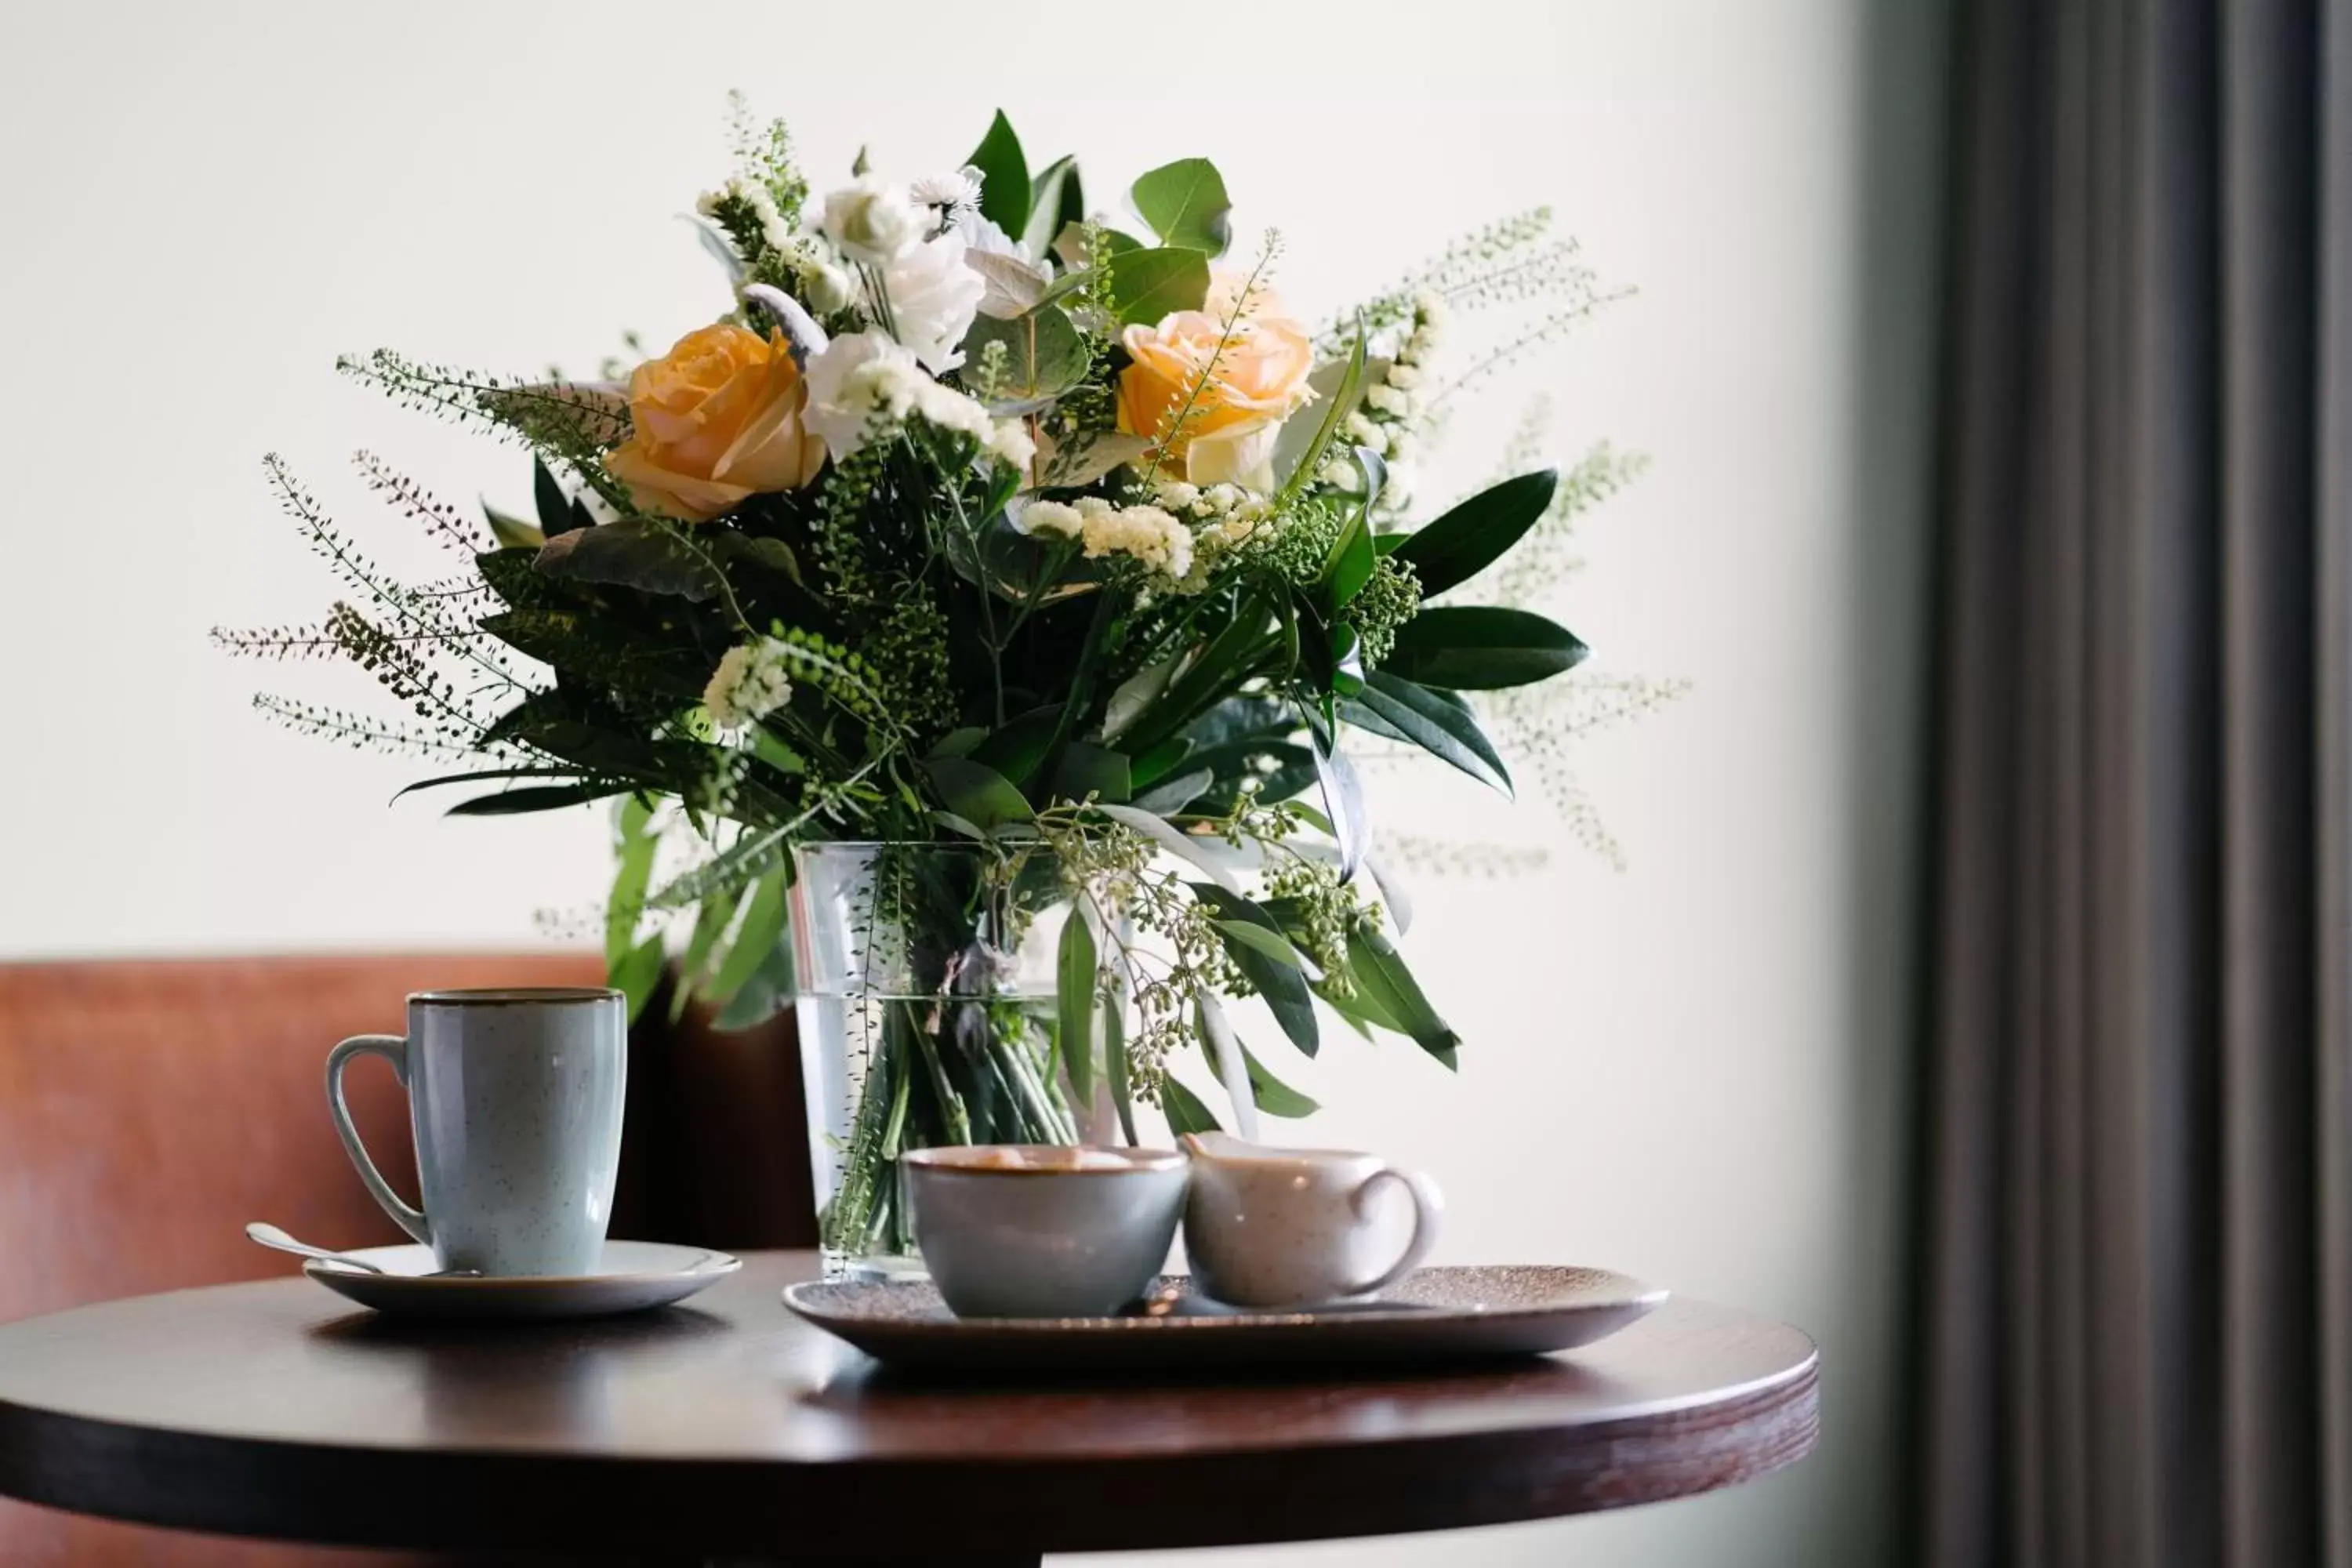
xmin=789 ymin=841 xmax=1094 ymax=1279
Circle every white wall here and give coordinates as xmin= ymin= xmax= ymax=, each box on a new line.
xmin=0 ymin=2 xmax=1944 ymax=1563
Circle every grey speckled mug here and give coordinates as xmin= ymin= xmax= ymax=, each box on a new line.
xmin=327 ymin=988 xmax=627 ymax=1278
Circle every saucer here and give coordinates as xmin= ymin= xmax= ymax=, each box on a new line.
xmin=782 ymin=1264 xmax=1668 ymax=1370
xmin=303 ymin=1240 xmax=739 ymax=1320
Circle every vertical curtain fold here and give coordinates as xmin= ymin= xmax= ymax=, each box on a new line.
xmin=1918 ymin=0 xmax=2351 ymax=1563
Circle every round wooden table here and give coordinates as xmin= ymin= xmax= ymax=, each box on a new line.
xmin=0 ymin=1251 xmax=1817 ymax=1565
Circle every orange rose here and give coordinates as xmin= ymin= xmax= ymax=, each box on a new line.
xmin=603 ymin=324 xmax=825 ymax=521
xmin=1116 ymin=282 xmax=1316 ymax=490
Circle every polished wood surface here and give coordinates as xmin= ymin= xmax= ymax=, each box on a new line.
xmin=0 ymin=953 xmax=604 ymax=1566
xmin=0 ymin=955 xmax=820 ymax=1563
xmin=0 ymin=1251 xmax=1819 ymax=1562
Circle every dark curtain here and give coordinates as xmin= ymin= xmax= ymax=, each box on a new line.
xmin=1917 ymin=0 xmax=2352 ymax=1564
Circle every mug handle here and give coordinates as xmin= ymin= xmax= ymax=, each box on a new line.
xmin=1345 ymin=1164 xmax=1445 ymax=1297
xmin=325 ymin=1034 xmax=430 ymax=1246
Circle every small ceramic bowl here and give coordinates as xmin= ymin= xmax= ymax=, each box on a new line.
xmin=903 ymin=1145 xmax=1189 ymax=1319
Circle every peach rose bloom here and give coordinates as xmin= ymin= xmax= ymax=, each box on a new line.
xmin=603 ymin=324 xmax=826 ymax=521
xmin=1116 ymin=278 xmax=1316 ymax=490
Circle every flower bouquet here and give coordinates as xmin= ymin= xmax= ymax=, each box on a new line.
xmin=220 ymin=103 xmax=1646 ymax=1271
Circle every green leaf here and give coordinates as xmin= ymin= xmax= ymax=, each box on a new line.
xmin=970 ymin=705 xmax=1062 ymax=790
xmin=534 ymin=518 xmax=720 ymax=601
xmin=1127 ymin=735 xmax=1192 ymax=788
xmin=1346 ymin=921 xmax=1461 ymax=1069
xmin=1129 ymin=158 xmax=1232 ymax=256
xmin=960 ymin=307 xmax=1089 ymax=412
xmin=1388 ymin=469 xmax=1560 ymax=597
xmin=1301 ymin=713 xmax=1368 ymax=877
xmin=966 ymin=111 xmax=1029 ymax=234
xmin=1160 ymin=1073 xmax=1221 ymax=1137
xmin=1324 ymin=511 xmax=1376 ymax=613
xmin=1194 ymin=989 xmax=1258 ymax=1138
xmin=483 ymin=503 xmax=543 ymax=550
xmin=1023 ymin=155 xmax=1085 ymax=260
xmin=1191 ymin=884 xmax=1321 ymax=1058
xmin=445 ymin=782 xmax=631 ymax=815
xmin=1211 ymin=920 xmax=1324 ymax=981
xmin=1096 ymin=804 xmax=1242 ymax=892
xmin=708 ymin=869 xmax=788 ymax=1004
xmin=922 ymin=756 xmax=1035 ymax=829
xmin=1107 ymin=247 xmax=1210 ymax=326
xmin=672 ymin=882 xmax=742 ymax=1018
xmin=1130 ymin=768 xmax=1211 ymax=814
xmin=1052 ymin=742 xmax=1133 ymax=804
xmin=1349 ymin=671 xmax=1513 ymax=794
xmin=713 ymin=937 xmax=794 ymax=1030
xmin=1276 ymin=319 xmax=1367 ymax=499
xmin=1104 ymin=988 xmax=1138 ymax=1145
xmin=604 ymin=794 xmax=658 ymax=968
xmin=1381 ymin=605 xmax=1590 ymax=690
xmin=533 ymin=460 xmax=583 ymax=537
xmin=609 ymin=933 xmax=666 ymax=1025
xmin=1102 ymin=653 xmax=1182 ymax=743
xmin=1057 ymin=911 xmax=1098 ymax=1109
xmin=1240 ymin=1043 xmax=1319 ymax=1118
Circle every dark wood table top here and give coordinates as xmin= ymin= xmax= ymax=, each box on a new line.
xmin=0 ymin=1250 xmax=1818 ymax=1564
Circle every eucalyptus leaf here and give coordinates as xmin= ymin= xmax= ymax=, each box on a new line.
xmin=1095 ymin=803 xmax=1244 ymax=892
xmin=967 ymin=250 xmax=1053 ymax=321
xmin=1211 ymin=919 xmax=1324 ymax=980
xmin=962 ymin=307 xmax=1089 ymax=411
xmin=966 ymin=111 xmax=1029 ymax=233
xmin=1051 ymin=742 xmax=1133 ymax=804
xmin=1190 ymin=884 xmax=1321 ymax=1057
xmin=1038 ymin=430 xmax=1153 ymax=489
xmin=1159 ymin=1073 xmax=1221 ymax=1137
xmin=1194 ymin=990 xmax=1259 ymax=1140
xmin=1346 ymin=920 xmax=1461 ymax=1069
xmin=1388 ymin=469 xmax=1560 ymax=597
xmin=1104 ymin=982 xmax=1138 ymax=1145
xmin=1381 ymin=605 xmax=1591 ymax=689
xmin=1106 ymin=246 xmax=1210 ymax=325
xmin=922 ymin=756 xmax=1035 ymax=829
xmin=1241 ymin=1043 xmax=1319 ymax=1118
xmin=1302 ymin=717 xmax=1368 ymax=878
xmin=1130 ymin=158 xmax=1232 ymax=256
xmin=1350 ymin=671 xmax=1513 ymax=795
xmin=1131 ymin=768 xmax=1212 ymax=813
xmin=1057 ymin=909 xmax=1098 ymax=1108
xmin=1102 ymin=653 xmax=1181 ymax=743
xmin=1363 ymin=850 xmax=1416 ymax=935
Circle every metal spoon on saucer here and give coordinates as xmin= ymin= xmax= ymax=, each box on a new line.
xmin=245 ymin=1221 xmax=387 ymax=1274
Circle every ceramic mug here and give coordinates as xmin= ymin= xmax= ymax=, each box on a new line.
xmin=1180 ymin=1131 xmax=1444 ymax=1308
xmin=905 ymin=1145 xmax=1189 ymax=1317
xmin=326 ymin=987 xmax=627 ymax=1277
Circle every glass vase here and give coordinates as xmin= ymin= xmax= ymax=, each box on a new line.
xmin=789 ymin=840 xmax=1097 ymax=1279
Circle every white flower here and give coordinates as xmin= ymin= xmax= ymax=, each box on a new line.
xmin=1363 ymin=384 xmax=1414 ymax=419
xmin=703 ymin=638 xmax=796 ymax=731
xmin=1154 ymin=481 xmax=1201 ymax=511
xmin=1384 ymin=429 xmax=1415 ymax=463
xmin=1318 ymin=460 xmax=1359 ymax=491
xmin=802 ymin=331 xmax=927 ymax=457
xmin=1018 ymin=499 xmax=1084 ymax=539
xmin=1381 ymin=460 xmax=1417 ymax=506
xmin=1343 ymin=412 xmax=1388 ymax=454
xmin=1073 ymin=495 xmax=1116 ymax=520
xmin=803 ymin=258 xmax=858 ymax=315
xmin=1078 ymin=503 xmax=1194 ymax=581
xmin=910 ymin=166 xmax=984 ymax=212
xmin=1205 ymin=484 xmax=1244 ymax=513
xmin=873 ymin=230 xmax=985 ymax=374
xmin=820 ymin=176 xmax=922 ymax=264
xmin=986 ymin=419 xmax=1036 ymax=470
xmin=1384 ymin=363 xmax=1422 ymax=390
